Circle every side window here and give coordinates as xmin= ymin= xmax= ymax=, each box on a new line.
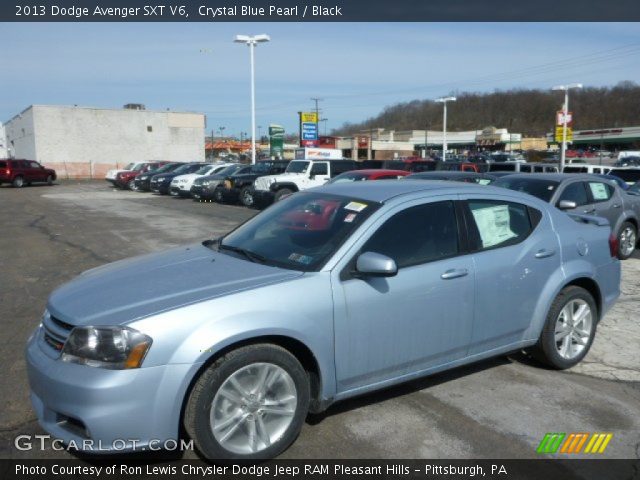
xmin=534 ymin=166 xmax=544 ymax=173
xmin=558 ymin=182 xmax=589 ymax=206
xmin=311 ymin=163 xmax=328 ymax=176
xmin=29 ymin=161 xmax=41 ymax=169
xmin=361 ymin=201 xmax=459 ymax=269
xmin=587 ymin=182 xmax=613 ymax=203
xmin=466 ymin=200 xmax=534 ymax=251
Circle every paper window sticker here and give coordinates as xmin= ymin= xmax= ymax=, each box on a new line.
xmin=345 ymin=201 xmax=368 ymax=212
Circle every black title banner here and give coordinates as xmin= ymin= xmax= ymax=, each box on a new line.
xmin=2 ymin=0 xmax=640 ymax=22
xmin=2 ymin=459 xmax=640 ymax=480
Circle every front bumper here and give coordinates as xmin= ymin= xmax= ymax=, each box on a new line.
xmin=251 ymin=189 xmax=276 ymax=207
xmin=151 ymin=182 xmax=171 ymax=194
xmin=25 ymin=328 xmax=197 ymax=453
xmin=170 ymin=186 xmax=191 ymax=197
xmin=134 ymin=178 xmax=151 ymax=191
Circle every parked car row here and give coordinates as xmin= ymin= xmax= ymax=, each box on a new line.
xmin=105 ymin=159 xmax=640 ymax=260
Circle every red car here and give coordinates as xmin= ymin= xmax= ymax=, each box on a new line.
xmin=0 ymin=159 xmax=57 ymax=188
xmin=327 ymin=169 xmax=410 ymax=184
xmin=113 ymin=162 xmax=168 ymax=190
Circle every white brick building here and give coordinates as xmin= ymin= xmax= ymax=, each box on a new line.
xmin=4 ymin=105 xmax=205 ymax=178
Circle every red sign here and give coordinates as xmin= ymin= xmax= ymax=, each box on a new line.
xmin=358 ymin=136 xmax=369 ymax=148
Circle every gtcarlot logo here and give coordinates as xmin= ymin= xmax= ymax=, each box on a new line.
xmin=14 ymin=434 xmax=194 ymax=452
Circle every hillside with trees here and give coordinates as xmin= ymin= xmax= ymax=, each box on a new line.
xmin=332 ymin=82 xmax=640 ymax=137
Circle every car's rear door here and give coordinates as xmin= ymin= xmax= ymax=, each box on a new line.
xmin=458 ymin=193 xmax=561 ymax=353
xmin=332 ymin=196 xmax=475 ymax=393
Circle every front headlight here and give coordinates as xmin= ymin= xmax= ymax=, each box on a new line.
xmin=139 ymin=175 xmax=149 ymax=180
xmin=61 ymin=326 xmax=152 ymax=370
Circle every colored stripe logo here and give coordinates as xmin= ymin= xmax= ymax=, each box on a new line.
xmin=537 ymin=433 xmax=612 ymax=454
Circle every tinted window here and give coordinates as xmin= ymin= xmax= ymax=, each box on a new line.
xmin=0 ymin=161 xmax=5 ymax=168
xmin=361 ymin=201 xmax=458 ymax=269
xmin=29 ymin=161 xmax=40 ymax=169
xmin=563 ymin=166 xmax=587 ymax=173
xmin=609 ymin=169 xmax=640 ymax=184
xmin=493 ymin=178 xmax=559 ymax=202
xmin=490 ymin=163 xmax=516 ymax=172
xmin=467 ymin=200 xmax=533 ymax=251
xmin=311 ymin=163 xmax=328 ymax=176
xmin=558 ymin=182 xmax=589 ymax=206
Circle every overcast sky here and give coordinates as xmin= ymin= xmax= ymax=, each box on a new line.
xmin=3 ymin=22 xmax=640 ymax=136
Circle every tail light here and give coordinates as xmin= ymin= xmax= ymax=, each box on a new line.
xmin=609 ymin=233 xmax=619 ymax=258
xmin=5 ymin=169 xmax=9 ymax=176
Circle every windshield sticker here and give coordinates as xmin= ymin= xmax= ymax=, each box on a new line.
xmin=288 ymin=253 xmax=313 ymax=265
xmin=589 ymin=182 xmax=609 ymax=200
xmin=345 ymin=201 xmax=368 ymax=212
xmin=344 ymin=213 xmax=357 ymax=223
xmin=471 ymin=205 xmax=517 ymax=248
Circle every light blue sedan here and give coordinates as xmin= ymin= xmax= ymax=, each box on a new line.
xmin=26 ymin=181 xmax=620 ymax=460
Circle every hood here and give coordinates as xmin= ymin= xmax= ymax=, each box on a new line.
xmin=172 ymin=173 xmax=200 ymax=182
xmin=48 ymin=244 xmax=303 ymax=326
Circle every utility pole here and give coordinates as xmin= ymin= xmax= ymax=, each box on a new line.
xmin=311 ymin=97 xmax=323 ymax=120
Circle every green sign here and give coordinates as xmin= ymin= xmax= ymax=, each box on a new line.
xmin=269 ymin=124 xmax=285 ymax=158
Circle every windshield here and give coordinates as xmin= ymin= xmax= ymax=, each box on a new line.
xmin=123 ymin=163 xmax=134 ymax=170
xmin=285 ymin=161 xmax=310 ymax=174
xmin=217 ymin=164 xmax=245 ymax=176
xmin=610 ymin=169 xmax=640 ymax=184
xmin=494 ymin=178 xmax=559 ymax=202
xmin=153 ymin=163 xmax=178 ymax=174
xmin=251 ymin=162 xmax=273 ymax=173
xmin=131 ymin=163 xmax=146 ymax=171
xmin=218 ymin=192 xmax=380 ymax=271
xmin=196 ymin=165 xmax=214 ymax=175
xmin=173 ymin=164 xmax=200 ymax=174
xmin=329 ymin=172 xmax=369 ymax=184
xmin=628 ymin=182 xmax=640 ymax=194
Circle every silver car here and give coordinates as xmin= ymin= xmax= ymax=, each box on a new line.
xmin=494 ymin=173 xmax=640 ymax=259
xmin=26 ymin=181 xmax=620 ymax=460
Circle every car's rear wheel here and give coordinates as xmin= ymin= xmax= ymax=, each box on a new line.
xmin=533 ymin=286 xmax=597 ymax=369
xmin=46 ymin=175 xmax=53 ymax=186
xmin=617 ymin=221 xmax=637 ymax=260
xmin=240 ymin=186 xmax=254 ymax=207
xmin=274 ymin=188 xmax=294 ymax=202
xmin=185 ymin=344 xmax=309 ymax=460
xmin=12 ymin=176 xmax=24 ymax=188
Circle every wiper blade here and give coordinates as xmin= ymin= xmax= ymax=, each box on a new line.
xmin=218 ymin=243 xmax=267 ymax=264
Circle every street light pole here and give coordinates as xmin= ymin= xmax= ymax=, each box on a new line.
xmin=552 ymin=83 xmax=582 ymax=172
xmin=435 ymin=96 xmax=456 ymax=162
xmin=235 ymin=34 xmax=270 ymax=164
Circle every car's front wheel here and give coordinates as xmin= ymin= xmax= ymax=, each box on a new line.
xmin=213 ymin=188 xmax=225 ymax=203
xmin=274 ymin=188 xmax=294 ymax=202
xmin=533 ymin=286 xmax=597 ymax=369
xmin=617 ymin=221 xmax=637 ymax=260
xmin=127 ymin=179 xmax=137 ymax=191
xmin=46 ymin=175 xmax=54 ymax=186
xmin=240 ymin=186 xmax=254 ymax=207
xmin=185 ymin=344 xmax=309 ymax=460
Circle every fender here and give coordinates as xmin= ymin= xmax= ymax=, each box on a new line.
xmin=271 ymin=181 xmax=300 ymax=193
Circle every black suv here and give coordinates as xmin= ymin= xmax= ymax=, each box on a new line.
xmin=214 ymin=160 xmax=290 ymax=206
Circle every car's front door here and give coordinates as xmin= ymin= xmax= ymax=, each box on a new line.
xmin=332 ymin=198 xmax=475 ymax=394
xmin=28 ymin=161 xmax=45 ymax=181
xmin=459 ymin=195 xmax=561 ymax=353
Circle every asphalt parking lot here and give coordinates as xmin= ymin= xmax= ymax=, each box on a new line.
xmin=1 ymin=181 xmax=638 ymax=460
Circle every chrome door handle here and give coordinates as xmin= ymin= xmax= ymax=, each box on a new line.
xmin=582 ymin=208 xmax=596 ymax=214
xmin=441 ymin=268 xmax=469 ymax=280
xmin=535 ymin=249 xmax=556 ymax=259
xmin=612 ymin=203 xmax=621 ymax=208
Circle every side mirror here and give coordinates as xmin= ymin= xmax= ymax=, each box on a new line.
xmin=558 ymin=200 xmax=577 ymax=210
xmin=355 ymin=252 xmax=397 ymax=277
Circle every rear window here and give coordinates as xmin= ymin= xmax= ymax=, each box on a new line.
xmin=490 ymin=163 xmax=516 ymax=172
xmin=0 ymin=161 xmax=6 ymax=168
xmin=609 ymin=169 xmax=640 ymax=184
xmin=494 ymin=177 xmax=559 ymax=202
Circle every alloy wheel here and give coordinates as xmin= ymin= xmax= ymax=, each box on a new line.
xmin=554 ymin=299 xmax=593 ymax=360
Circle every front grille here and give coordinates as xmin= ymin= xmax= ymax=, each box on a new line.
xmin=42 ymin=314 xmax=73 ymax=352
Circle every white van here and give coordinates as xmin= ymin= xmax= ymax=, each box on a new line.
xmin=562 ymin=164 xmax=611 ymax=175
xmin=489 ymin=162 xmax=558 ymax=173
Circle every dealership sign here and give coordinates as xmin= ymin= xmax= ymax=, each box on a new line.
xmin=299 ymin=111 xmax=319 ymax=147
